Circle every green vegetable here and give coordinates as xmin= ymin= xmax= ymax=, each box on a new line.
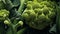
xmin=18 ymin=21 xmax=23 ymax=26
xmin=0 ymin=0 xmax=5 ymax=9
xmin=3 ymin=0 xmax=26 ymax=34
xmin=4 ymin=20 xmax=10 ymax=25
xmin=18 ymin=0 xmax=26 ymax=14
xmin=17 ymin=28 xmax=27 ymax=34
xmin=56 ymin=2 xmax=60 ymax=34
xmin=4 ymin=18 xmax=24 ymax=34
xmin=0 ymin=9 xmax=9 ymax=21
xmin=22 ymin=0 xmax=56 ymax=30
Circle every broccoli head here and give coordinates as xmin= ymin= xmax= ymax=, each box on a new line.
xmin=22 ymin=0 xmax=56 ymax=30
xmin=0 ymin=9 xmax=9 ymax=21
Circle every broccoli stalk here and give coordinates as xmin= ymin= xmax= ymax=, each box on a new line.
xmin=0 ymin=9 xmax=9 ymax=34
xmin=18 ymin=0 xmax=26 ymax=14
xmin=4 ymin=18 xmax=23 ymax=34
xmin=56 ymin=3 xmax=60 ymax=34
xmin=3 ymin=0 xmax=26 ymax=34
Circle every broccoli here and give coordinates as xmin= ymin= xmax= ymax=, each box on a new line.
xmin=21 ymin=0 xmax=56 ymax=30
xmin=0 ymin=9 xmax=9 ymax=21
xmin=0 ymin=1 xmax=5 ymax=9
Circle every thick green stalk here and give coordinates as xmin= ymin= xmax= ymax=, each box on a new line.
xmin=18 ymin=0 xmax=25 ymax=14
xmin=56 ymin=6 xmax=60 ymax=34
xmin=4 ymin=18 xmax=24 ymax=34
xmin=4 ymin=18 xmax=17 ymax=34
xmin=6 ymin=23 xmax=17 ymax=34
xmin=11 ymin=21 xmax=23 ymax=34
xmin=11 ymin=25 xmax=17 ymax=34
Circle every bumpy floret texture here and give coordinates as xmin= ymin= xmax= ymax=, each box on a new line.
xmin=22 ymin=0 xmax=56 ymax=30
xmin=0 ymin=9 xmax=9 ymax=21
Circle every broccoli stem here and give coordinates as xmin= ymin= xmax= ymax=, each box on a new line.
xmin=18 ymin=0 xmax=25 ymax=14
xmin=56 ymin=6 xmax=60 ymax=34
xmin=11 ymin=22 xmax=23 ymax=34
xmin=7 ymin=23 xmax=17 ymax=34
xmin=6 ymin=18 xmax=21 ymax=34
xmin=11 ymin=25 xmax=17 ymax=34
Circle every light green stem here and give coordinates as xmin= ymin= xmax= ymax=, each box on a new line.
xmin=18 ymin=0 xmax=25 ymax=14
xmin=11 ymin=25 xmax=17 ymax=34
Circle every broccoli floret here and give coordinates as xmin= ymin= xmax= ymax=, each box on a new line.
xmin=0 ymin=9 xmax=9 ymax=21
xmin=22 ymin=0 xmax=56 ymax=30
